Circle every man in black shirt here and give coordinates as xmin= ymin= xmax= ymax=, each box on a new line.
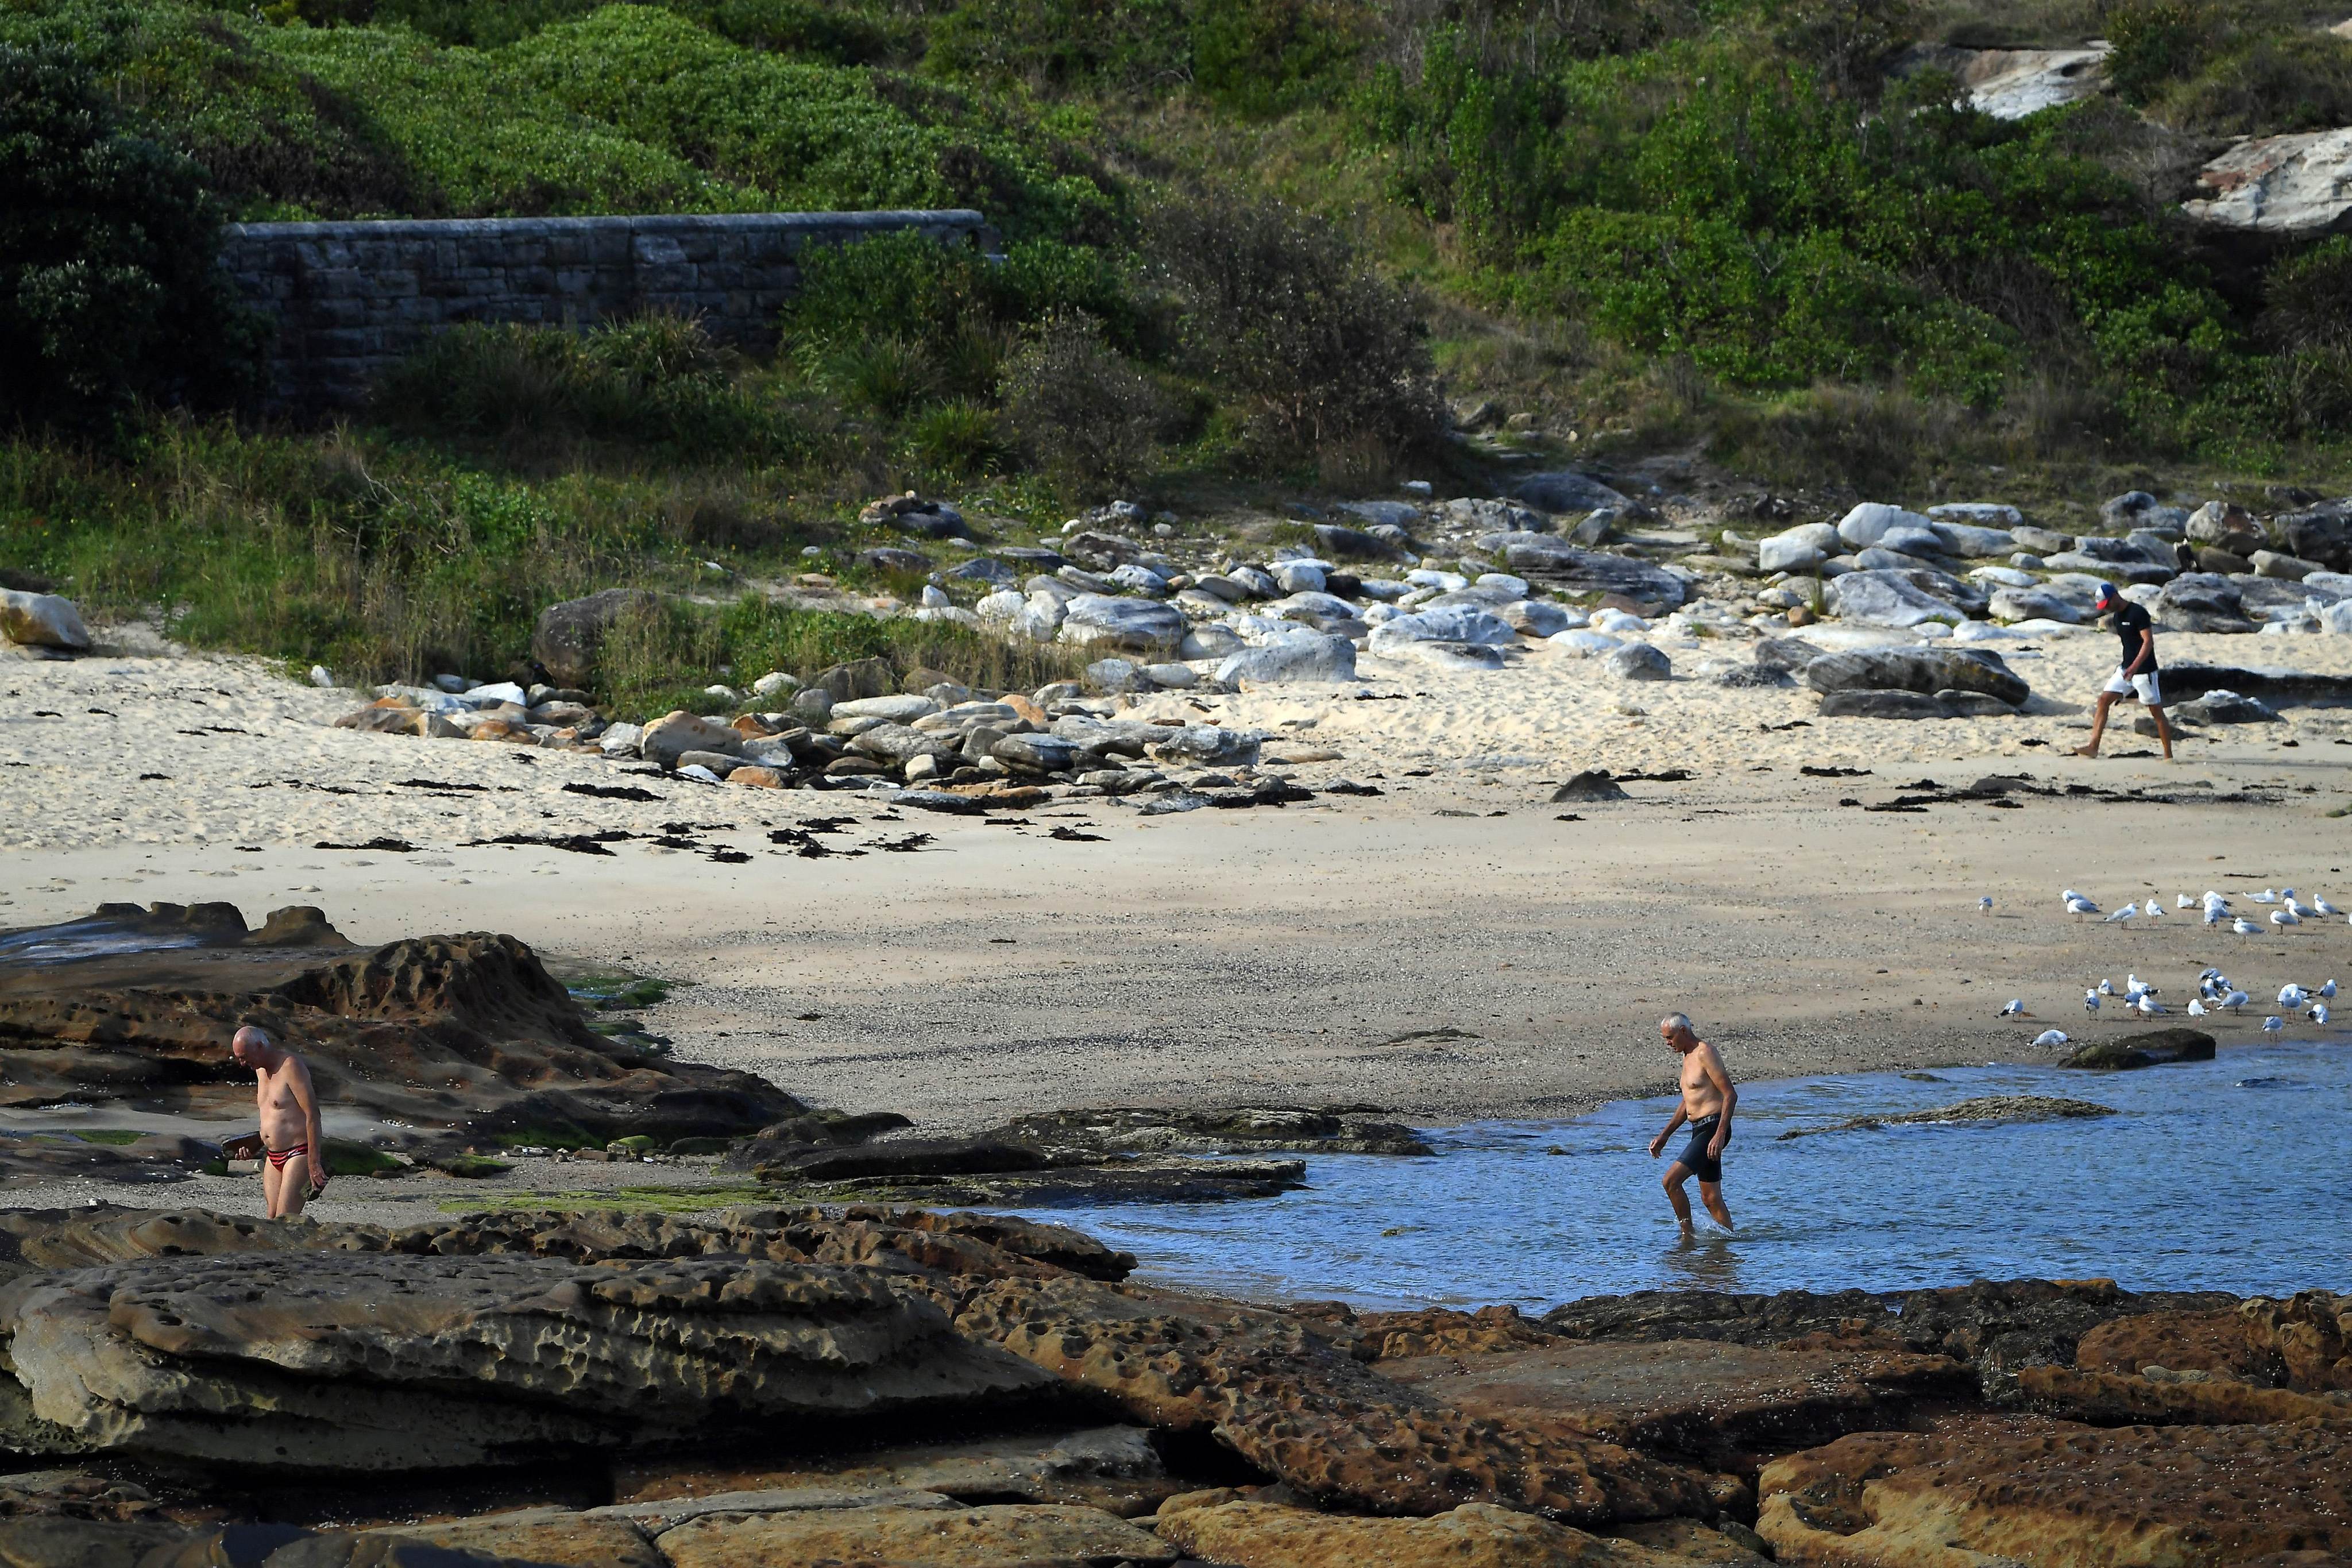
xmin=2073 ymin=580 xmax=2171 ymax=760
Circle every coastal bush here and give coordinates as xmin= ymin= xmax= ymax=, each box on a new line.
xmin=1148 ymin=196 xmax=1445 ymax=467
xmin=0 ymin=42 xmax=260 ymax=431
xmin=999 ymin=312 xmax=1176 ymax=489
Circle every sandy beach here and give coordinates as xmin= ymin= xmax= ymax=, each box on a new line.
xmin=7 ymin=625 xmax=2346 ymax=1158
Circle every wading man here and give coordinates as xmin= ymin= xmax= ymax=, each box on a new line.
xmin=230 ymin=1025 xmax=327 ymax=1218
xmin=1648 ymin=1014 xmax=1736 ymax=1237
xmin=2072 ymin=580 xmax=2171 ymax=760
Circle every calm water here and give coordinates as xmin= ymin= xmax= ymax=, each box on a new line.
xmin=1009 ymin=1044 xmax=2352 ymax=1308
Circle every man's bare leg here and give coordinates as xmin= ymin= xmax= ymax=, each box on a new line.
xmin=2149 ymin=704 xmax=2172 ymax=760
xmin=1662 ymin=1164 xmax=1696 ymax=1237
xmin=2073 ymin=693 xmax=2117 ymax=758
xmin=261 ymin=1157 xmax=283 ymax=1219
xmin=1698 ymin=1180 xmax=1734 ymax=1231
xmin=276 ymin=1154 xmax=312 ymax=1218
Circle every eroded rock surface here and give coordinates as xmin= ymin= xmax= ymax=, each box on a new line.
xmin=1157 ymin=1497 xmax=1713 ymax=1567
xmin=653 ymin=1502 xmax=1176 ymax=1568
xmin=1542 ymin=1279 xmax=2237 ymax=1372
xmin=1375 ymin=1340 xmax=1972 ymax=1469
xmin=616 ymin=1426 xmax=1181 ymax=1517
xmin=988 ymin=1106 xmax=1433 ymax=1157
xmin=0 ymin=1250 xmax=1054 ymax=1469
xmin=956 ymin=1277 xmax=1715 ymax=1523
xmin=1756 ymin=1422 xmax=2352 ymax=1565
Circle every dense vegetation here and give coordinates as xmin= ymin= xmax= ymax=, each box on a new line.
xmin=2 ymin=0 xmax=2350 ymax=695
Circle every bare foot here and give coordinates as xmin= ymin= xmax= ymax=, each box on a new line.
xmin=2071 ymin=744 xmax=2099 ymax=758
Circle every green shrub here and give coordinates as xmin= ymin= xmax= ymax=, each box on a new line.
xmin=2261 ymin=237 xmax=2352 ymax=437
xmin=899 ymin=397 xmax=1013 ymax=479
xmin=1148 ymin=195 xmax=1444 ymax=466
xmin=2105 ymin=0 xmax=2215 ymax=103
xmin=372 ymin=315 xmax=795 ymax=460
xmin=0 ymin=42 xmax=261 ymax=430
xmin=2142 ymin=30 xmax=2352 ymax=135
xmin=924 ymin=0 xmax=1191 ymax=95
xmin=998 ymin=311 xmax=1174 ymax=489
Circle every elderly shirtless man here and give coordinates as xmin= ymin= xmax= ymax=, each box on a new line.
xmin=1647 ymin=1013 xmax=1736 ymax=1237
xmin=230 ymin=1026 xmax=327 ymax=1218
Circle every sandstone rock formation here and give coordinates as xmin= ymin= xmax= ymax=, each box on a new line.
xmin=955 ymin=1276 xmax=1716 ymax=1523
xmin=651 ymin=1501 xmax=1175 ymax=1568
xmin=0 ymin=1250 xmax=1056 ymax=1469
xmin=1756 ymin=1421 xmax=2352 ymax=1565
xmin=1376 ymin=1340 xmax=1973 ymax=1470
xmin=2183 ymin=127 xmax=2352 ymax=234
xmin=0 ymin=905 xmax=798 ymax=1143
xmin=1156 ymin=1497 xmax=1728 ymax=1567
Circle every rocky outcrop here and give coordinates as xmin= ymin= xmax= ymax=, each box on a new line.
xmin=0 ymin=1201 xmax=1138 ymax=1291
xmin=1774 ymin=1095 xmax=2114 ymax=1140
xmin=1156 ymin=1498 xmax=1712 ymax=1567
xmin=2060 ymin=1028 xmax=2215 ymax=1069
xmin=1542 ymin=1279 xmax=2237 ymax=1373
xmin=0 ymin=906 xmax=798 ymax=1142
xmin=988 ymin=1106 xmax=1432 ymax=1158
xmin=2159 ymin=662 xmax=2352 ymax=706
xmin=2015 ymin=1364 xmax=2352 ymax=1428
xmin=1375 ymin=1339 xmax=1973 ymax=1470
xmin=654 ymin=1502 xmax=1175 ymax=1568
xmin=617 ymin=1426 xmax=1183 ymax=1518
xmin=2183 ymin=127 xmax=2352 ymax=235
xmin=1908 ymin=45 xmax=2108 ymax=118
xmin=0 ymin=1251 xmax=1057 ymax=1469
xmin=1756 ymin=1422 xmax=2352 ymax=1565
xmin=955 ymin=1277 xmax=1716 ymax=1523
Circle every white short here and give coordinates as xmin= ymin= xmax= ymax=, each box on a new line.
xmin=2104 ymin=668 xmax=2162 ymax=705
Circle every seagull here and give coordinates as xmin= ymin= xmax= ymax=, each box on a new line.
xmin=2322 ymin=980 xmax=2336 ymax=999
xmin=2234 ymin=918 xmax=2261 ymax=937
xmin=2204 ymin=905 xmax=2226 ymax=927
xmin=2144 ymin=901 xmax=2164 ymax=922
xmin=2280 ymin=984 xmax=2309 ymax=1009
xmin=2288 ymin=894 xmax=2321 ymax=920
xmin=2203 ymin=890 xmax=2230 ymax=908
xmin=2316 ymin=897 xmax=2338 ymax=917
xmin=2251 ymin=889 xmax=2280 ymax=903
xmin=1999 ymin=999 xmax=2026 ymax=1017
xmin=2098 ymin=978 xmax=2117 ymax=995
xmin=2262 ymin=1015 xmax=2285 ymax=1036
xmin=2187 ymin=998 xmax=2208 ymax=1016
xmin=2273 ymin=909 xmax=2302 ymax=930
xmin=2084 ymin=989 xmax=2102 ymax=1016
xmin=2067 ymin=895 xmax=2100 ymax=920
xmin=2104 ymin=902 xmax=2140 ymax=925
xmin=2135 ymin=992 xmax=2168 ymax=1017
xmin=2309 ymin=1002 xmax=2331 ymax=1025
xmin=2125 ymin=974 xmax=2153 ymax=999
xmin=2032 ymin=1029 xmax=2069 ymax=1047
xmin=2176 ymin=894 xmax=2195 ymax=909
xmin=2221 ymin=990 xmax=2250 ymax=1014
xmin=1979 ymin=896 xmax=1995 ymax=914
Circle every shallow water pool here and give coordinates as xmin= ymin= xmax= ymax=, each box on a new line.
xmin=1008 ymin=1042 xmax=2352 ymax=1308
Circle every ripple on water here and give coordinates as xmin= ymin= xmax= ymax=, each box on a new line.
xmin=1005 ymin=1042 xmax=2352 ymax=1308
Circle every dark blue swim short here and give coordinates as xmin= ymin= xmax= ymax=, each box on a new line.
xmin=1677 ymin=1115 xmax=1724 ymax=1183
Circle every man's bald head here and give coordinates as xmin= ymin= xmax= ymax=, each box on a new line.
xmin=230 ymin=1026 xmax=277 ymax=1067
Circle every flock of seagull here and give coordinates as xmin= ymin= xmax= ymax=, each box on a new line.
xmin=1983 ymin=887 xmax=2344 ymax=1048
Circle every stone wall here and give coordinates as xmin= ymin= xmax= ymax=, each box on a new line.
xmin=219 ymin=209 xmax=1000 ymax=413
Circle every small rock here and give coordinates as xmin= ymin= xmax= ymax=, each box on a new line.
xmin=751 ymin=671 xmax=800 ymax=700
xmin=728 ymin=766 xmax=784 ymax=789
xmin=1605 ymin=643 xmax=1671 ymax=680
xmin=1216 ymin=636 xmax=1357 ymax=685
xmin=1551 ymin=771 xmax=1629 ymax=802
xmin=640 ymin=712 xmax=744 ymax=767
